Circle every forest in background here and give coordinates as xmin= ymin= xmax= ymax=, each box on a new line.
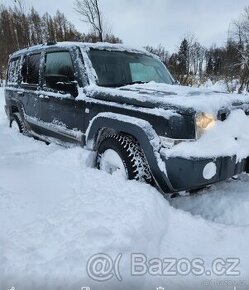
xmin=1 ymin=0 xmax=249 ymax=92
xmin=0 ymin=0 xmax=121 ymax=81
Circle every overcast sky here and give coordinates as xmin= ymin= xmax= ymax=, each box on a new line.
xmin=5 ymin=0 xmax=249 ymax=52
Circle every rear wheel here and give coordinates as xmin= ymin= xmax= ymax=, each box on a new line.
xmin=96 ymin=134 xmax=153 ymax=183
xmin=10 ymin=112 xmax=27 ymax=134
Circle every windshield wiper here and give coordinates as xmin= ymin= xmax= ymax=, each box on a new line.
xmin=121 ymin=81 xmax=149 ymax=86
xmin=99 ymin=81 xmax=149 ymax=88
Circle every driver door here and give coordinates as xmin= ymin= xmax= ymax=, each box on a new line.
xmin=39 ymin=49 xmax=84 ymax=144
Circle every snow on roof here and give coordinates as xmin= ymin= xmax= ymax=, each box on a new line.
xmin=10 ymin=41 xmax=152 ymax=58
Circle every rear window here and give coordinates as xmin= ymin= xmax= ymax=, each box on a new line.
xmin=22 ymin=53 xmax=41 ymax=85
xmin=7 ymin=58 xmax=21 ymax=84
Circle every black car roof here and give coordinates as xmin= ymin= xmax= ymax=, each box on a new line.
xmin=10 ymin=41 xmax=153 ymax=59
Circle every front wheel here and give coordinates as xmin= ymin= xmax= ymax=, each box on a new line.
xmin=96 ymin=134 xmax=153 ymax=183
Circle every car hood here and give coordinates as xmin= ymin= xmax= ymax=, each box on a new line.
xmin=83 ymin=82 xmax=249 ymax=115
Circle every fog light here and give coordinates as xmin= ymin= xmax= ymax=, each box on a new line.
xmin=203 ymin=162 xmax=217 ymax=180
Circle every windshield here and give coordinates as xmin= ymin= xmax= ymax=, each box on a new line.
xmin=87 ymin=49 xmax=174 ymax=87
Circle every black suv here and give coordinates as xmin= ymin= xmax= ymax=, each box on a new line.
xmin=4 ymin=42 xmax=249 ymax=194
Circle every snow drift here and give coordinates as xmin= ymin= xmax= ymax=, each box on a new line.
xmin=1 ymin=87 xmax=249 ymax=290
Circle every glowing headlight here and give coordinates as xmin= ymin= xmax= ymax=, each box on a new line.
xmin=196 ymin=113 xmax=216 ymax=138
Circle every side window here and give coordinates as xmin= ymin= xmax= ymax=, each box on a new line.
xmin=22 ymin=53 xmax=41 ymax=85
xmin=7 ymin=57 xmax=21 ymax=84
xmin=45 ymin=51 xmax=75 ymax=89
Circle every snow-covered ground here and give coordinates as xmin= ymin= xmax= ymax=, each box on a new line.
xmin=1 ymin=87 xmax=249 ymax=290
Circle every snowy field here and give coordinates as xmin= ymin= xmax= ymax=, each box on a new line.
xmin=1 ymin=86 xmax=249 ymax=290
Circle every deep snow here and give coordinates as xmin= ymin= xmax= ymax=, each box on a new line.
xmin=1 ymin=87 xmax=249 ymax=290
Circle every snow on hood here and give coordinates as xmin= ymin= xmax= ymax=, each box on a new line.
xmin=84 ymin=82 xmax=249 ymax=114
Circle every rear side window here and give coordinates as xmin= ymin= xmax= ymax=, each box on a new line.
xmin=22 ymin=53 xmax=41 ymax=85
xmin=45 ymin=51 xmax=75 ymax=87
xmin=7 ymin=58 xmax=21 ymax=84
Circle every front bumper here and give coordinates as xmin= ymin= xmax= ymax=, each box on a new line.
xmin=161 ymin=155 xmax=249 ymax=192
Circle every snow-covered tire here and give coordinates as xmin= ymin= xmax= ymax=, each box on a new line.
xmin=10 ymin=112 xmax=27 ymax=134
xmin=96 ymin=134 xmax=153 ymax=183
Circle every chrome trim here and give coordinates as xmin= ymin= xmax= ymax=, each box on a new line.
xmin=25 ymin=115 xmax=84 ymax=142
xmin=160 ymin=136 xmax=195 ymax=149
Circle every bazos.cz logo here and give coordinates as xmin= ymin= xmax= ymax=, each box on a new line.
xmin=86 ymin=253 xmax=240 ymax=282
xmin=131 ymin=254 xmax=240 ymax=277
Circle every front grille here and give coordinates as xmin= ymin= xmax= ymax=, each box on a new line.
xmin=220 ymin=112 xmax=228 ymax=121
xmin=217 ymin=108 xmax=230 ymax=121
xmin=218 ymin=105 xmax=249 ymax=121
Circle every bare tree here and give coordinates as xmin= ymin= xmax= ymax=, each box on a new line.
xmin=144 ymin=44 xmax=170 ymax=65
xmin=189 ymin=41 xmax=206 ymax=76
xmin=232 ymin=6 xmax=249 ymax=92
xmin=74 ymin=0 xmax=104 ymax=42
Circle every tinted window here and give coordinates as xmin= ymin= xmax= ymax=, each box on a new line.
xmin=45 ymin=51 xmax=75 ymax=88
xmin=22 ymin=53 xmax=41 ymax=85
xmin=7 ymin=58 xmax=21 ymax=84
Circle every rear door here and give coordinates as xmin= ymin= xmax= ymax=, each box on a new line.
xmin=6 ymin=53 xmax=41 ymax=126
xmin=38 ymin=48 xmax=85 ymax=144
xmin=5 ymin=56 xmax=22 ymax=111
xmin=20 ymin=53 xmax=41 ymax=120
xmin=5 ymin=50 xmax=45 ymax=137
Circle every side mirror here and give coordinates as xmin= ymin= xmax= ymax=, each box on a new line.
xmin=45 ymin=74 xmax=78 ymax=98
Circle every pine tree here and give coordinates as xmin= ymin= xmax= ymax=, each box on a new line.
xmin=206 ymin=56 xmax=214 ymax=75
xmin=177 ymin=39 xmax=189 ymax=75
